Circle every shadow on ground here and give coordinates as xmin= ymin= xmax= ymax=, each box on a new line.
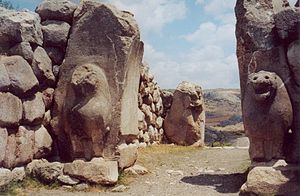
xmin=181 ymin=172 xmax=247 ymax=194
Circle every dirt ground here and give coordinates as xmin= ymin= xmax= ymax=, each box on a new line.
xmin=21 ymin=136 xmax=250 ymax=196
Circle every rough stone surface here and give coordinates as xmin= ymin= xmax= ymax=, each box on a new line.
xmin=0 ymin=61 xmax=10 ymax=91
xmin=32 ymin=46 xmax=55 ymax=86
xmin=14 ymin=126 xmax=35 ymax=166
xmin=0 ymin=168 xmax=12 ymax=188
xmin=23 ymin=92 xmax=45 ymax=126
xmin=0 ymin=8 xmax=43 ymax=46
xmin=124 ymin=164 xmax=148 ymax=175
xmin=164 ymin=81 xmax=205 ymax=146
xmin=243 ymin=71 xmax=293 ymax=162
xmin=3 ymin=134 xmax=16 ymax=169
xmin=51 ymin=1 xmax=143 ymax=161
xmin=36 ymin=0 xmax=77 ymax=23
xmin=0 ymin=128 xmax=8 ymax=165
xmin=63 ymin=158 xmax=118 ymax=185
xmin=1 ymin=55 xmax=39 ymax=97
xmin=57 ymin=175 xmax=79 ymax=185
xmin=11 ymin=167 xmax=26 ymax=182
xmin=9 ymin=42 xmax=34 ymax=64
xmin=0 ymin=92 xmax=23 ymax=128
xmin=34 ymin=125 xmax=53 ymax=159
xmin=42 ymin=88 xmax=54 ymax=110
xmin=41 ymin=20 xmax=70 ymax=49
xmin=26 ymin=159 xmax=63 ymax=183
xmin=117 ymin=143 xmax=138 ymax=169
xmin=241 ymin=161 xmax=300 ymax=195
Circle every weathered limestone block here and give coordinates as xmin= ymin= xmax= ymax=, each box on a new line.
xmin=0 ymin=92 xmax=23 ymax=128
xmin=32 ymin=46 xmax=55 ymax=86
xmin=42 ymin=88 xmax=54 ymax=110
xmin=41 ymin=20 xmax=70 ymax=49
xmin=1 ymin=56 xmax=39 ymax=97
xmin=23 ymin=92 xmax=45 ymax=126
xmin=3 ymin=134 xmax=16 ymax=168
xmin=34 ymin=125 xmax=53 ymax=159
xmin=0 ymin=8 xmax=43 ymax=46
xmin=164 ymin=81 xmax=205 ymax=146
xmin=0 ymin=62 xmax=10 ymax=91
xmin=36 ymin=0 xmax=77 ymax=24
xmin=14 ymin=126 xmax=35 ymax=167
xmin=240 ymin=160 xmax=300 ymax=195
xmin=9 ymin=42 xmax=34 ymax=64
xmin=0 ymin=168 xmax=13 ymax=188
xmin=0 ymin=128 xmax=8 ymax=165
xmin=26 ymin=159 xmax=63 ymax=183
xmin=63 ymin=158 xmax=118 ymax=185
xmin=51 ymin=1 xmax=143 ymax=161
xmin=243 ymin=71 xmax=293 ymax=161
xmin=117 ymin=143 xmax=138 ymax=169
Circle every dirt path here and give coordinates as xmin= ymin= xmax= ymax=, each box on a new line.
xmin=25 ymin=142 xmax=250 ymax=196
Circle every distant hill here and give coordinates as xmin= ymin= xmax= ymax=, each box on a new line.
xmin=204 ymin=89 xmax=242 ymax=127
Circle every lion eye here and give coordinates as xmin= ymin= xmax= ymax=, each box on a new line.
xmin=253 ymin=76 xmax=258 ymax=80
xmin=264 ymin=76 xmax=269 ymax=79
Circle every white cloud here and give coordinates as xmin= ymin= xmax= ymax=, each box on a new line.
xmin=184 ymin=22 xmax=235 ymax=50
xmin=103 ymin=0 xmax=187 ymax=35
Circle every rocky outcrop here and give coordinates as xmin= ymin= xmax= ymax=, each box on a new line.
xmin=164 ymin=81 xmax=205 ymax=146
xmin=51 ymin=0 xmax=144 ymax=161
xmin=243 ymin=71 xmax=293 ymax=161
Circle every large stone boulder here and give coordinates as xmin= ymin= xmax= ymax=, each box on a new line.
xmin=0 ymin=128 xmax=8 ymax=165
xmin=240 ymin=160 xmax=300 ymax=195
xmin=9 ymin=42 xmax=34 ymax=64
xmin=41 ymin=20 xmax=70 ymax=49
xmin=64 ymin=158 xmax=118 ymax=185
xmin=34 ymin=125 xmax=53 ymax=159
xmin=26 ymin=159 xmax=63 ymax=183
xmin=51 ymin=0 xmax=144 ymax=161
xmin=0 ymin=92 xmax=23 ymax=128
xmin=0 ymin=8 xmax=43 ymax=47
xmin=243 ymin=71 xmax=293 ymax=162
xmin=35 ymin=0 xmax=77 ymax=23
xmin=164 ymin=81 xmax=205 ymax=146
xmin=32 ymin=46 xmax=55 ymax=86
xmin=0 ymin=55 xmax=39 ymax=97
xmin=23 ymin=92 xmax=45 ymax=126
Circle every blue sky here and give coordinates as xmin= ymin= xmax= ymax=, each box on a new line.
xmin=8 ymin=0 xmax=298 ymax=89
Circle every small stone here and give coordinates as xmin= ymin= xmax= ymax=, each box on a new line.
xmin=124 ymin=164 xmax=148 ymax=175
xmin=0 ymin=168 xmax=12 ymax=188
xmin=74 ymin=183 xmax=89 ymax=191
xmin=58 ymin=175 xmax=79 ymax=185
xmin=11 ymin=167 xmax=26 ymax=181
xmin=112 ymin=185 xmax=127 ymax=192
xmin=166 ymin=170 xmax=183 ymax=176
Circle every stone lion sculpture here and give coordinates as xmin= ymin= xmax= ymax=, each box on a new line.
xmin=243 ymin=71 xmax=293 ymax=162
xmin=164 ymin=81 xmax=205 ymax=146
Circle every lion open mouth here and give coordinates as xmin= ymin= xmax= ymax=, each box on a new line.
xmin=253 ymin=84 xmax=273 ymax=101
